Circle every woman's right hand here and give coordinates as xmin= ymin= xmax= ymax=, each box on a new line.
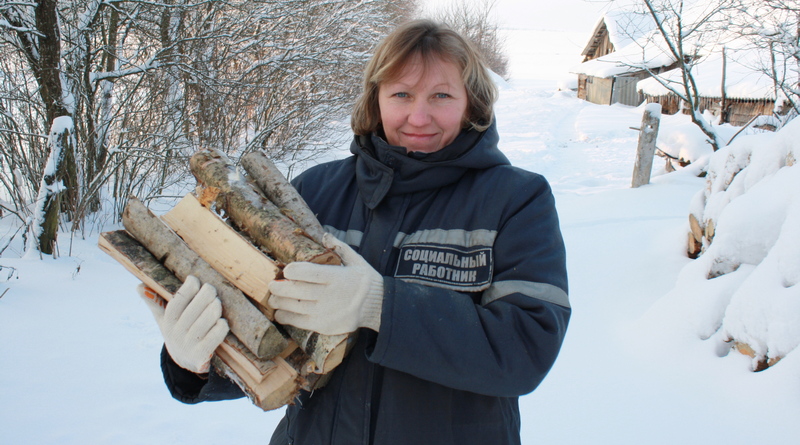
xmin=138 ymin=275 xmax=229 ymax=374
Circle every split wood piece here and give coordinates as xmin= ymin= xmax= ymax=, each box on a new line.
xmin=98 ymin=230 xmax=304 ymax=410
xmin=241 ymin=151 xmax=326 ymax=244
xmin=189 ymin=149 xmax=339 ymax=266
xmin=688 ymin=213 xmax=704 ymax=246
xmin=162 ymin=193 xmax=280 ymax=314
xmin=121 ymin=197 xmax=288 ymax=359
xmin=160 ymin=191 xmax=352 ymax=374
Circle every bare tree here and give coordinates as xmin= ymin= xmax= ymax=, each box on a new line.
xmin=0 ymin=0 xmax=412 ymax=257
xmin=733 ymin=0 xmax=800 ymax=127
xmin=639 ymin=0 xmax=741 ymax=152
xmin=431 ymin=0 xmax=509 ymax=79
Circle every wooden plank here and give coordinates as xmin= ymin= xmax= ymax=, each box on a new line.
xmin=162 ymin=193 xmax=280 ymax=312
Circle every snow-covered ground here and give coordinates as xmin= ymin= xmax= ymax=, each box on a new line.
xmin=2 ymin=25 xmax=800 ymax=445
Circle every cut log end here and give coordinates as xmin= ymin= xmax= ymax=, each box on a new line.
xmin=308 ymin=250 xmax=342 ymax=266
xmin=687 ymin=232 xmax=702 ymax=259
xmin=731 ymin=341 xmax=780 ymax=372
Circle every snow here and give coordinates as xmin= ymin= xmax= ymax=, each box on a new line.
xmin=3 ymin=7 xmax=800 ymax=445
xmin=601 ymin=7 xmax=656 ymax=50
xmin=638 ymin=46 xmax=780 ymax=100
xmin=571 ymin=29 xmax=677 ymax=78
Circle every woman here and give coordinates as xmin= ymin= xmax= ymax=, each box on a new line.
xmin=144 ymin=19 xmax=570 ymax=445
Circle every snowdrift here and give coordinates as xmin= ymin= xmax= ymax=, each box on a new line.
xmin=679 ymin=119 xmax=800 ymax=370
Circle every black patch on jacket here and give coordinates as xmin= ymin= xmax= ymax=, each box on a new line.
xmin=394 ymin=244 xmax=493 ymax=290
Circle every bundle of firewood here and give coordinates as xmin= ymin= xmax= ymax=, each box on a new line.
xmin=99 ymin=149 xmax=355 ymax=411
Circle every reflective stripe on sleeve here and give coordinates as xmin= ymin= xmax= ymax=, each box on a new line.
xmin=482 ymin=280 xmax=570 ymax=308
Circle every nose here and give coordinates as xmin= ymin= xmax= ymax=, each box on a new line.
xmin=407 ymin=100 xmax=432 ymax=126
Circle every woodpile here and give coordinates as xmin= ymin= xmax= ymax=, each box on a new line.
xmin=684 ymin=146 xmax=799 ymax=371
xmin=99 ymin=149 xmax=353 ymax=410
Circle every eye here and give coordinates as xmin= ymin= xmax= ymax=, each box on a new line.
xmin=434 ymin=93 xmax=451 ymax=99
xmin=393 ymin=92 xmax=409 ymax=98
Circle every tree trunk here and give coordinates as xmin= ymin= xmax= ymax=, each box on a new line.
xmin=121 ymin=197 xmax=288 ymax=359
xmin=30 ymin=118 xmax=74 ymax=256
xmin=26 ymin=0 xmax=76 ymax=255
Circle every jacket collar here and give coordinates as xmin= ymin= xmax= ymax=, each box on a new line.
xmin=351 ymin=120 xmax=508 ymax=209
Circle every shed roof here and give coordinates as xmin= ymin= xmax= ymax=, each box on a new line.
xmin=580 ymin=9 xmax=655 ymax=58
xmin=572 ymin=30 xmax=676 ymax=78
xmin=637 ymin=46 xmax=786 ymax=100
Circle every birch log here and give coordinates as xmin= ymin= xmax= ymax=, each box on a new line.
xmin=241 ymin=151 xmax=326 ymax=244
xmin=189 ymin=149 xmax=339 ymax=266
xmin=121 ymin=197 xmax=288 ymax=359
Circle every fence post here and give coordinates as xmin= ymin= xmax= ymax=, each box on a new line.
xmin=631 ymin=103 xmax=662 ymax=188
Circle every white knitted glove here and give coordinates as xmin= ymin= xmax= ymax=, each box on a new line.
xmin=268 ymin=233 xmax=384 ymax=335
xmin=138 ymin=275 xmax=229 ymax=374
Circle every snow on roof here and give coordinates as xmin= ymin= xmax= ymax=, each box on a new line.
xmin=637 ymin=46 xmax=783 ymax=100
xmin=581 ymin=7 xmax=656 ymax=58
xmin=571 ymin=30 xmax=676 ymax=78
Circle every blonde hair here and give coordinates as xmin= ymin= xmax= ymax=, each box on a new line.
xmin=351 ymin=20 xmax=498 ymax=136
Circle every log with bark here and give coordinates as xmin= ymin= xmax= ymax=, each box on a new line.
xmin=189 ymin=149 xmax=339 ymax=266
xmin=240 ymin=151 xmax=326 ymax=244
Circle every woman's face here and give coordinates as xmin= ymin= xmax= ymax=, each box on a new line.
xmin=378 ymin=56 xmax=468 ymax=154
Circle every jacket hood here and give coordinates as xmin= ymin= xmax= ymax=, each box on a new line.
xmin=351 ymin=120 xmax=509 ymax=209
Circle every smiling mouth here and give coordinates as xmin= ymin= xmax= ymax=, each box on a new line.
xmin=403 ymin=133 xmax=437 ymax=139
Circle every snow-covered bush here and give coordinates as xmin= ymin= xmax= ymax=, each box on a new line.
xmin=679 ymin=117 xmax=800 ymax=371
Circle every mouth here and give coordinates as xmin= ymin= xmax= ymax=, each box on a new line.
xmin=402 ymin=132 xmax=438 ymax=140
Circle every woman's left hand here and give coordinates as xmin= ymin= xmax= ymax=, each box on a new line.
xmin=268 ymin=233 xmax=384 ymax=335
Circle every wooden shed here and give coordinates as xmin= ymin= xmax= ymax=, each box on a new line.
xmin=572 ymin=11 xmax=670 ymax=107
xmin=577 ymin=72 xmax=649 ymax=107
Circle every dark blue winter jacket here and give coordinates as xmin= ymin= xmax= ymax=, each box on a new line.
xmin=161 ymin=121 xmax=570 ymax=445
